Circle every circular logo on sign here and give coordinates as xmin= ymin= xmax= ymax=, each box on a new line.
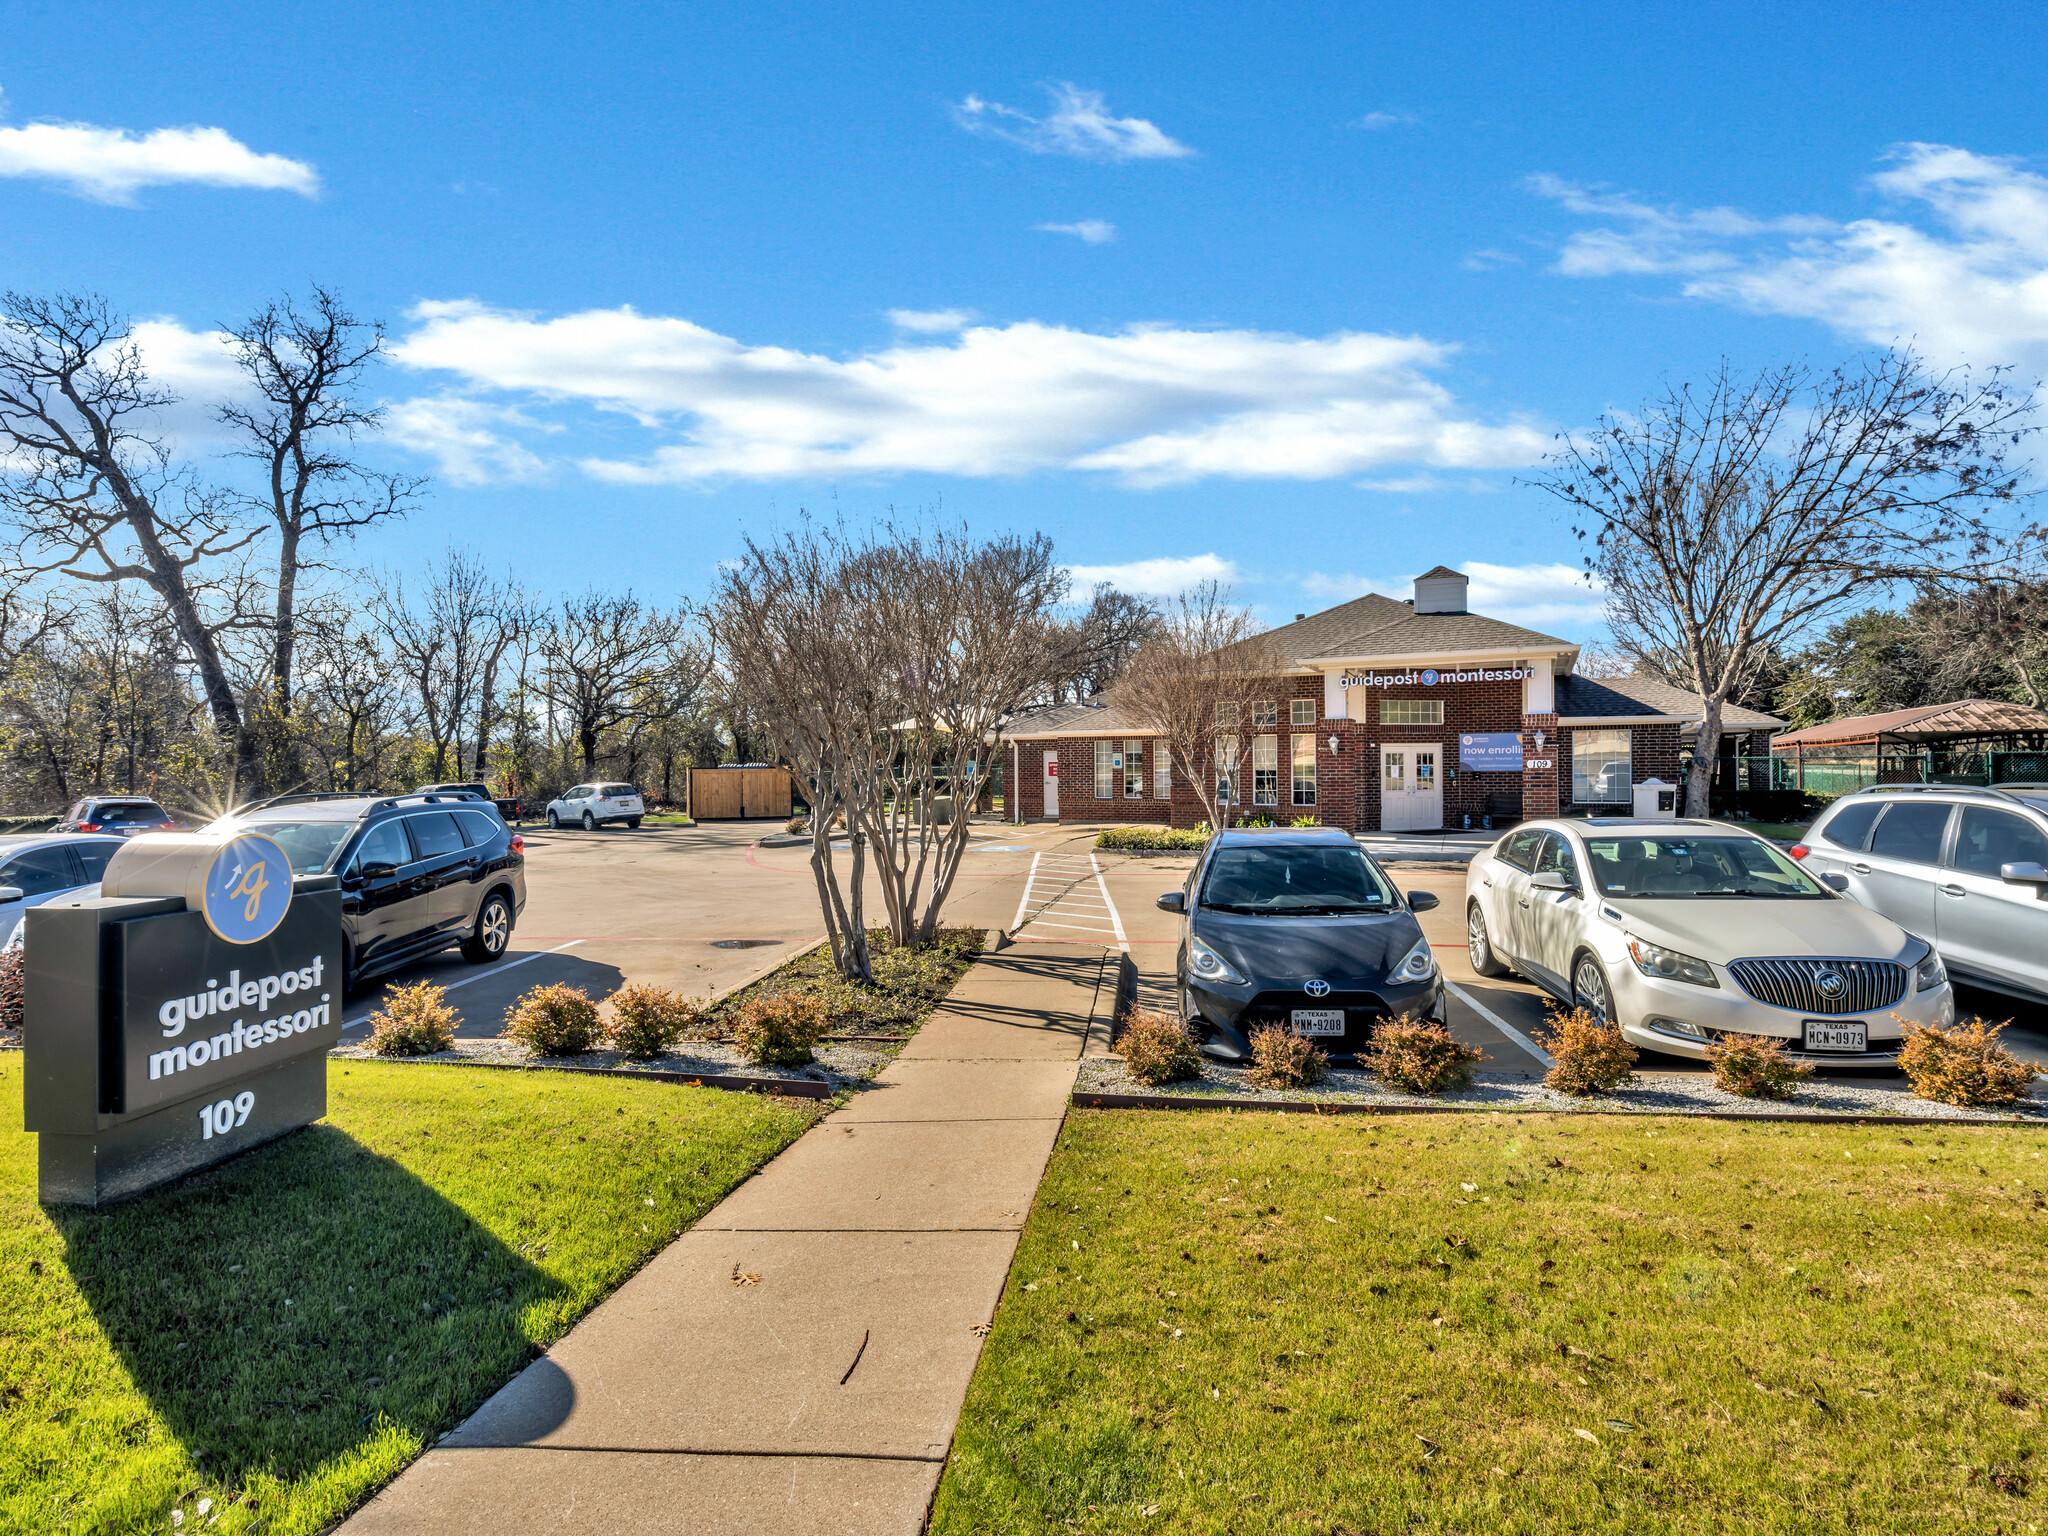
xmin=1305 ymin=979 xmax=1331 ymax=997
xmin=1420 ymin=669 xmax=1439 ymax=686
xmin=201 ymin=833 xmax=292 ymax=944
xmin=1813 ymin=970 xmax=1847 ymax=1001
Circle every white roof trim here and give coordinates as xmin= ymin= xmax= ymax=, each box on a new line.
xmin=1558 ymin=715 xmax=1689 ymax=727
xmin=1305 ymin=644 xmax=1580 ymax=669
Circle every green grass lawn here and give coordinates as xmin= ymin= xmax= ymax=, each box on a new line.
xmin=0 ymin=1056 xmax=819 ymax=1534
xmin=639 ymin=812 xmax=695 ymax=825
xmin=933 ymin=1109 xmax=2048 ymax=1535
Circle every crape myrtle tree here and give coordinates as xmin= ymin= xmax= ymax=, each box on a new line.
xmin=711 ymin=522 xmax=1067 ymax=981
xmin=1118 ymin=582 xmax=1283 ymax=830
xmin=1531 ymin=351 xmax=2037 ymax=817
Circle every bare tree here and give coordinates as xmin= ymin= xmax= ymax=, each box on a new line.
xmin=1531 ymin=353 xmax=2034 ymax=815
xmin=0 ymin=292 xmax=262 ymax=782
xmin=1045 ymin=585 xmax=1160 ymax=704
xmin=220 ymin=287 xmax=423 ymax=723
xmin=1118 ymin=582 xmax=1281 ymax=829
xmin=538 ymin=591 xmax=695 ymax=777
xmin=297 ymin=604 xmax=403 ymax=791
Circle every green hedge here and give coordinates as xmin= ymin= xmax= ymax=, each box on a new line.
xmin=1094 ymin=825 xmax=1209 ymax=852
xmin=0 ymin=817 xmax=56 ymax=834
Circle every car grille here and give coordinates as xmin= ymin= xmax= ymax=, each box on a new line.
xmin=1725 ymin=958 xmax=1907 ymax=1015
xmin=1235 ymin=991 xmax=1389 ymax=1048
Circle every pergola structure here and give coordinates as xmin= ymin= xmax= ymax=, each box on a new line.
xmin=1770 ymin=699 xmax=2048 ymax=790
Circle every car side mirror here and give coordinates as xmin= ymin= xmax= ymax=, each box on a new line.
xmin=1819 ymin=872 xmax=1850 ymax=892
xmin=359 ymin=860 xmax=398 ymax=881
xmin=0 ymin=886 xmax=21 ymax=905
xmin=1406 ymin=890 xmax=1439 ymax=912
xmin=1528 ymin=871 xmax=1571 ymax=891
xmin=2000 ymin=861 xmax=2048 ymax=886
xmin=1156 ymin=891 xmax=1186 ymax=913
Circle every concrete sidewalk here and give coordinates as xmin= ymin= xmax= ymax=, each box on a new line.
xmin=343 ymin=939 xmax=1116 ymax=1536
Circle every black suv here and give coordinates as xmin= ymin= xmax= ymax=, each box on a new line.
xmin=209 ymin=792 xmax=527 ymax=993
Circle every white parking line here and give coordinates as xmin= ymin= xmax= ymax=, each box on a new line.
xmin=342 ymin=940 xmax=586 ymax=1029
xmin=1091 ymin=854 xmax=1129 ymax=953
xmin=1444 ymin=979 xmax=1553 ymax=1068
xmin=1009 ymin=850 xmax=1043 ymax=933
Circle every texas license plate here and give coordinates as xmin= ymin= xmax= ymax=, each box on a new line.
xmin=1803 ymin=1020 xmax=1867 ymax=1052
xmin=1291 ymin=1009 xmax=1345 ymax=1036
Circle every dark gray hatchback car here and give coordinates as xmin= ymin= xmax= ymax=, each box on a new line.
xmin=207 ymin=792 xmax=527 ymax=993
xmin=1158 ymin=826 xmax=1445 ymax=1062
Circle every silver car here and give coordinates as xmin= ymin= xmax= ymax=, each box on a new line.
xmin=1463 ymin=817 xmax=1954 ymax=1063
xmin=1798 ymin=784 xmax=2048 ymax=1009
xmin=545 ymin=782 xmax=644 ymax=831
xmin=0 ymin=833 xmax=127 ymax=948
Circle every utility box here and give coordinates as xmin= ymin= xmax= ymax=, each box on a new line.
xmin=1633 ymin=778 xmax=1678 ymax=820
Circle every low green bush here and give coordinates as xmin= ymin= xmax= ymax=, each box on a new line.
xmin=1541 ymin=1004 xmax=1637 ymax=1095
xmin=1360 ymin=1017 xmax=1483 ymax=1093
xmin=0 ymin=946 xmax=25 ymax=1035
xmin=365 ymin=979 xmax=458 ymax=1057
xmin=502 ymin=983 xmax=604 ymax=1056
xmin=606 ymin=983 xmax=712 ymax=1058
xmin=1095 ymin=825 xmax=1209 ymax=852
xmin=1118 ymin=1006 xmax=1203 ymax=1085
xmin=731 ymin=991 xmax=832 ymax=1066
xmin=1247 ymin=1025 xmax=1328 ymax=1089
xmin=1900 ymin=1017 xmax=2037 ymax=1106
xmin=1705 ymin=1032 xmax=1812 ymax=1099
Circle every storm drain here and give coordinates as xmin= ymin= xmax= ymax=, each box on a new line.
xmin=711 ymin=939 xmax=780 ymax=950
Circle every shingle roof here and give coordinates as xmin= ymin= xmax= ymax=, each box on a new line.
xmin=1415 ymin=564 xmax=1466 ymax=580
xmin=1556 ymin=674 xmax=1784 ymax=730
xmin=1771 ymin=699 xmax=2048 ymax=747
xmin=1239 ymin=591 xmax=1574 ymax=666
xmin=1006 ymin=697 xmax=1146 ymax=739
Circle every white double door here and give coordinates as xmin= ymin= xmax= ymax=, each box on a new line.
xmin=1380 ymin=744 xmax=1442 ymax=831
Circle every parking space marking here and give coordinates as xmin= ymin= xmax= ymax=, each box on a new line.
xmin=341 ymin=939 xmax=586 ymax=1029
xmin=1445 ymin=979 xmax=1553 ymax=1068
xmin=1012 ymin=849 xmax=1129 ymax=949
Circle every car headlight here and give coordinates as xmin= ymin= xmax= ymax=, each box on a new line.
xmin=1391 ymin=936 xmax=1438 ymax=984
xmin=1187 ymin=935 xmax=1248 ymax=986
xmin=1625 ymin=936 xmax=1720 ymax=988
xmin=1913 ymin=945 xmax=1947 ymax=993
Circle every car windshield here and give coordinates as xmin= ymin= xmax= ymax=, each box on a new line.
xmin=227 ymin=819 xmax=355 ymax=875
xmin=1582 ymin=834 xmax=1825 ymax=898
xmin=601 ymin=785 xmax=637 ymax=798
xmin=1199 ymin=844 xmax=1395 ymax=914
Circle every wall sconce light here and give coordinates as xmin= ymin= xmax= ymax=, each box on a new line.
xmin=1326 ymin=735 xmax=1340 ymax=754
xmin=1532 ymin=729 xmax=1547 ymax=751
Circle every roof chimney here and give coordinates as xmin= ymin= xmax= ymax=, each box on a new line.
xmin=1413 ymin=565 xmax=1469 ymax=615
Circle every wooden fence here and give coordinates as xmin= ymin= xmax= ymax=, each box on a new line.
xmin=687 ymin=767 xmax=796 ymax=820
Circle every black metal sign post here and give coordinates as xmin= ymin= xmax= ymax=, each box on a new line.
xmin=24 ymin=869 xmax=344 ymax=1207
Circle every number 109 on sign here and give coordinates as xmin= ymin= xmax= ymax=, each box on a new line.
xmin=199 ymin=1091 xmax=256 ymax=1139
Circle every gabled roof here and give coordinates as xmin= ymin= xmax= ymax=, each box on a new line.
xmin=1415 ymin=564 xmax=1466 ymax=580
xmin=1248 ymin=591 xmax=1574 ymax=666
xmin=1771 ymin=699 xmax=2048 ymax=748
xmin=1556 ymin=675 xmax=1785 ymax=731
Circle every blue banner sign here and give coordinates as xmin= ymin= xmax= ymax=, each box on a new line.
xmin=1459 ymin=732 xmax=1524 ymax=771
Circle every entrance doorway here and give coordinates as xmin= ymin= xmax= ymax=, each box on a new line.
xmin=1043 ymin=751 xmax=1059 ymax=817
xmin=1380 ymin=744 xmax=1442 ymax=831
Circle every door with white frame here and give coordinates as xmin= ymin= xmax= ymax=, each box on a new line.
xmin=1380 ymin=744 xmax=1443 ymax=831
xmin=1043 ymin=751 xmax=1059 ymax=817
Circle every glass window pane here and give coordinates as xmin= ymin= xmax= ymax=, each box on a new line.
xmin=1217 ymin=734 xmax=1239 ymax=805
xmin=1869 ymin=803 xmax=1952 ymax=865
xmin=1124 ymin=739 xmax=1145 ymax=798
xmin=1380 ymin=699 xmax=1443 ymax=726
xmin=1573 ymin=728 xmax=1632 ymax=804
xmin=352 ymin=820 xmax=412 ymax=870
xmin=1252 ymin=735 xmax=1278 ymax=806
xmin=1214 ymin=703 xmax=1239 ymax=728
xmin=73 ymin=842 xmax=118 ymax=881
xmin=2 ymin=847 xmax=79 ymax=896
xmin=407 ymin=811 xmax=466 ymax=859
xmin=1154 ymin=741 xmax=1171 ymax=800
xmin=1500 ymin=829 xmax=1542 ymax=870
xmin=456 ymin=809 xmax=503 ymax=847
xmin=1291 ymin=734 xmax=1316 ymax=807
xmin=1253 ymin=701 xmax=1278 ymax=727
xmin=1818 ymin=801 xmax=1883 ymax=851
xmin=1952 ymin=807 xmax=2048 ymax=876
xmin=1095 ymin=741 xmax=1115 ymax=799
xmin=1290 ymin=699 xmax=1315 ymax=726
xmin=1383 ymin=749 xmax=1406 ymax=794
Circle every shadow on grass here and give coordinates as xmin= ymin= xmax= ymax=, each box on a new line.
xmin=50 ymin=1120 xmax=562 ymax=1494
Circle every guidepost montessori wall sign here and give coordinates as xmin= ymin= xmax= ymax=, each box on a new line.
xmin=23 ymin=831 xmax=343 ymax=1207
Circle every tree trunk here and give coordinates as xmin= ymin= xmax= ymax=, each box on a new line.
xmin=1684 ymin=699 xmax=1723 ymax=818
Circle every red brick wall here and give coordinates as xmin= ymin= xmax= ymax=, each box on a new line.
xmin=1519 ymin=714 xmax=1560 ymax=820
xmin=1554 ymin=722 xmax=1683 ymax=808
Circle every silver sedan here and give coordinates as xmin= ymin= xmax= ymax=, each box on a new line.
xmin=1462 ymin=818 xmax=1955 ymax=1063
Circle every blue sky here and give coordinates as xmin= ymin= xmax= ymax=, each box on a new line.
xmin=4 ymin=2 xmax=2044 ymax=638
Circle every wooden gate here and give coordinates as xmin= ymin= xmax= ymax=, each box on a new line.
xmin=688 ymin=767 xmax=796 ymax=819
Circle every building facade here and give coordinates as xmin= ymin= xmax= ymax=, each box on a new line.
xmin=1006 ymin=566 xmax=1781 ymax=832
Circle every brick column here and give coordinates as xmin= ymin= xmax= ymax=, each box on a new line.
xmin=1520 ymin=714 xmax=1560 ymax=820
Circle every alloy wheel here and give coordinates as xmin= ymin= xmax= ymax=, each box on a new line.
xmin=1573 ymin=955 xmax=1611 ymax=1022
xmin=478 ymin=896 xmax=509 ymax=956
xmin=1467 ymin=908 xmax=1490 ymax=971
xmin=582 ymin=811 xmax=596 ymax=831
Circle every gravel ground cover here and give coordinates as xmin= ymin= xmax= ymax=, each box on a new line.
xmin=330 ymin=1035 xmax=899 ymax=1088
xmin=1076 ymin=1054 xmax=2048 ymax=1123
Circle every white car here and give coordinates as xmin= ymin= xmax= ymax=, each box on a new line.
xmin=1463 ymin=817 xmax=1955 ymax=1063
xmin=0 ymin=833 xmax=126 ymax=949
xmin=546 ymin=782 xmax=644 ymax=831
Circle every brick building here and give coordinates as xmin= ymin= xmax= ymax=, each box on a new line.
xmin=1004 ymin=566 xmax=1783 ymax=832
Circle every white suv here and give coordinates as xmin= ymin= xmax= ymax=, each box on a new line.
xmin=546 ymin=783 xmax=644 ymax=831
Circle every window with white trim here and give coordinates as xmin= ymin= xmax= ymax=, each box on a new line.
xmin=1217 ymin=734 xmax=1239 ymax=804
xmin=1253 ymin=700 xmax=1278 ymax=727
xmin=1290 ymin=698 xmax=1315 ymax=726
xmin=1094 ymin=740 xmax=1115 ymax=799
xmin=1252 ymin=735 xmax=1279 ymax=806
xmin=1291 ymin=734 xmax=1316 ymax=807
xmin=1124 ymin=738 xmax=1145 ymax=798
xmin=1215 ymin=702 xmax=1240 ymax=728
xmin=1380 ymin=699 xmax=1444 ymax=725
xmin=1154 ymin=740 xmax=1171 ymax=799
xmin=1573 ymin=728 xmax=1632 ymax=804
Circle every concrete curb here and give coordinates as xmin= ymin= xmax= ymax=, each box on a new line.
xmin=1069 ymin=1089 xmax=2048 ymax=1126
xmin=338 ymin=1055 xmax=838 ymax=1098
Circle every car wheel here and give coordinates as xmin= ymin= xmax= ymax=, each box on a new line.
xmin=462 ymin=891 xmax=513 ymax=963
xmin=626 ymin=817 xmax=641 ymax=828
xmin=581 ymin=811 xmax=596 ymax=831
xmin=546 ymin=810 xmax=559 ymax=829
xmin=1466 ymin=903 xmax=1508 ymax=978
xmin=1572 ymin=952 xmax=1613 ymax=1023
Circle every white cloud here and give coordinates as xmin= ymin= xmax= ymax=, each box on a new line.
xmin=954 ymin=83 xmax=1194 ymax=161
xmin=0 ymin=95 xmax=317 ymax=203
xmin=1064 ymin=553 xmax=1238 ymax=597
xmin=1460 ymin=248 xmax=1521 ymax=272
xmin=888 ymin=307 xmax=977 ymax=333
xmin=384 ymin=397 xmax=549 ymax=486
xmin=388 ymin=301 xmax=1548 ymax=487
xmin=1531 ymin=145 xmax=2048 ymax=369
xmin=1352 ymin=112 xmax=1417 ymax=130
xmin=1037 ymin=219 xmax=1116 ymax=244
xmin=1299 ymin=560 xmax=1607 ymax=634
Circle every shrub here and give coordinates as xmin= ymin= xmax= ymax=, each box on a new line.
xmin=1899 ymin=1017 xmax=2038 ymax=1107
xmin=502 ymin=983 xmax=603 ymax=1056
xmin=786 ymin=815 xmax=809 ymax=836
xmin=0 ymin=946 xmax=21 ymax=1035
xmin=1360 ymin=1016 xmax=1483 ymax=1093
xmin=1246 ymin=1025 xmax=1328 ymax=1090
xmin=1118 ymin=1006 xmax=1202 ymax=1085
xmin=365 ymin=979 xmax=458 ymax=1057
xmin=1542 ymin=1005 xmax=1638 ymax=1095
xmin=1095 ymin=825 xmax=1209 ymax=852
xmin=730 ymin=991 xmax=832 ymax=1066
xmin=607 ymin=983 xmax=711 ymax=1059
xmin=1288 ymin=815 xmax=1321 ymax=827
xmin=1705 ymin=1033 xmax=1813 ymax=1099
